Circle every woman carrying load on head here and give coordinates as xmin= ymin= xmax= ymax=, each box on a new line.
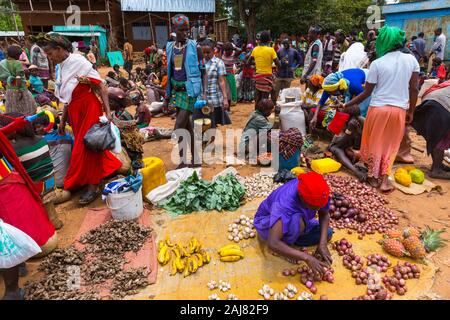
xmin=343 ymin=26 xmax=420 ymax=193
xmin=37 ymin=33 xmax=121 ymax=205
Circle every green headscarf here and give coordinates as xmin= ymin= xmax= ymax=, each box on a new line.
xmin=375 ymin=26 xmax=406 ymax=58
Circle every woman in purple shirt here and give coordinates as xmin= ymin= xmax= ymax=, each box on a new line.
xmin=254 ymin=172 xmax=333 ymax=276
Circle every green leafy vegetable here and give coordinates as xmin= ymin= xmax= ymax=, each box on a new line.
xmin=158 ymin=173 xmax=246 ymax=216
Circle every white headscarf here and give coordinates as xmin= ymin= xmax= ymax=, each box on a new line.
xmin=55 ymin=53 xmax=103 ymax=104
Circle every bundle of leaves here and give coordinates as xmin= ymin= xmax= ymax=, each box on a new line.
xmin=159 ymin=172 xmax=246 ymax=215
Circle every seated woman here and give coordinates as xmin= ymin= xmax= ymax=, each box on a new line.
xmin=254 ymin=172 xmax=333 ymax=274
xmin=238 ymin=99 xmax=273 ymax=159
xmin=105 ymin=71 xmax=120 ymax=87
xmin=2 ymin=112 xmax=63 ymax=230
xmin=33 ymin=111 xmax=73 ymax=203
xmin=108 ymin=87 xmax=144 ymax=162
xmin=412 ymin=80 xmax=450 ymax=180
xmin=0 ymin=114 xmax=57 ymax=300
xmin=328 ymin=117 xmax=367 ymax=181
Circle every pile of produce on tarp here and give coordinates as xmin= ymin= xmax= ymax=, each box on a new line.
xmin=159 ymin=172 xmax=246 ymax=216
xmin=325 ymin=175 xmax=399 ymax=236
xmin=24 ymin=220 xmax=151 ymax=300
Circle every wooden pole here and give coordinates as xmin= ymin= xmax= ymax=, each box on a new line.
xmin=148 ymin=13 xmax=156 ymax=46
xmin=29 ymin=0 xmax=34 ymax=11
xmin=9 ymin=0 xmax=20 ymax=38
xmin=168 ymin=12 xmax=172 ymax=33
xmin=49 ymin=0 xmax=53 ymax=11
xmin=106 ymin=0 xmax=113 ymax=51
xmin=122 ymin=11 xmax=126 ymax=39
xmin=87 ymin=0 xmax=91 ymax=11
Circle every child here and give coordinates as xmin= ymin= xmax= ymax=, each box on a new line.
xmin=28 ymin=65 xmax=44 ymax=97
xmin=222 ymin=42 xmax=242 ymax=106
xmin=105 ymin=71 xmax=119 ymax=87
xmin=33 ymin=111 xmax=73 ymax=193
xmin=238 ymin=99 xmax=274 ymax=158
xmin=328 ymin=117 xmax=366 ymax=181
xmin=430 ymin=57 xmax=446 ymax=83
xmin=113 ymin=64 xmax=125 ymax=79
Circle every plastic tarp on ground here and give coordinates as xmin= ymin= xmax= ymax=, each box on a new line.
xmin=121 ymin=0 xmax=215 ymax=12
xmin=133 ymin=199 xmax=437 ymax=300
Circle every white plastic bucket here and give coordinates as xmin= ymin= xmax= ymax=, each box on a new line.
xmin=106 ymin=186 xmax=144 ymax=221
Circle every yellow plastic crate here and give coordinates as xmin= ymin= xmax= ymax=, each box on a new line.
xmin=311 ymin=158 xmax=342 ymax=174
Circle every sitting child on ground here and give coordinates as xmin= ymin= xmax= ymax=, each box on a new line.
xmin=328 ymin=117 xmax=366 ymax=181
xmin=28 ymin=65 xmax=44 ymax=97
xmin=113 ymin=64 xmax=125 ymax=79
xmin=238 ymin=99 xmax=274 ymax=159
xmin=430 ymin=57 xmax=446 ymax=83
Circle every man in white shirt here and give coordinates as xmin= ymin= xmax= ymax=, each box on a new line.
xmin=431 ymin=27 xmax=446 ymax=60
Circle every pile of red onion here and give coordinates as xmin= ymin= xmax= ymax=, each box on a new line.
xmin=366 ymin=254 xmax=391 ymax=273
xmin=382 ymin=262 xmax=421 ymax=295
xmin=353 ymin=286 xmax=393 ymax=300
xmin=325 ymin=175 xmax=399 ymax=235
xmin=298 ymin=265 xmax=335 ymax=294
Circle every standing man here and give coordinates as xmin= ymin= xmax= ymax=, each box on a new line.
xmin=275 ymin=38 xmax=301 ymax=100
xmin=162 ymin=14 xmax=206 ymax=168
xmin=322 ymin=32 xmax=335 ymax=76
xmin=429 ymin=28 xmax=446 ymax=74
xmin=301 ymin=26 xmax=323 ymax=84
xmin=123 ymin=38 xmax=134 ymax=79
xmin=411 ymin=32 xmax=427 ymax=71
xmin=247 ymin=31 xmax=280 ymax=106
xmin=332 ymin=29 xmax=349 ymax=71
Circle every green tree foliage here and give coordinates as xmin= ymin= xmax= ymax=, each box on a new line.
xmin=0 ymin=0 xmax=24 ymax=31
xmin=219 ymin=0 xmax=374 ymax=40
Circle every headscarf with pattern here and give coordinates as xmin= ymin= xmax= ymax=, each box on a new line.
xmin=29 ymin=33 xmax=73 ymax=53
xmin=171 ymin=14 xmax=190 ymax=28
xmin=322 ymin=71 xmax=349 ymax=92
xmin=309 ymin=75 xmax=324 ymax=87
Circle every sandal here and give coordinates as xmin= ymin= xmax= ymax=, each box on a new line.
xmin=79 ymin=189 xmax=99 ymax=205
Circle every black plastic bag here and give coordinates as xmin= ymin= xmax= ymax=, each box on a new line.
xmin=83 ymin=123 xmax=115 ymax=152
xmin=274 ymin=169 xmax=297 ymax=184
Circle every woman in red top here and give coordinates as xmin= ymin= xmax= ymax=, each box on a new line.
xmin=38 ymin=34 xmax=121 ymax=205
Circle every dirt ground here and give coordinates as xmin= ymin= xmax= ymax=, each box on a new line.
xmin=1 ymin=69 xmax=449 ymax=300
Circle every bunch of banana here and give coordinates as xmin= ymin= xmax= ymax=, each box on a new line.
xmin=218 ymin=244 xmax=244 ymax=262
xmin=158 ymin=236 xmax=211 ymax=277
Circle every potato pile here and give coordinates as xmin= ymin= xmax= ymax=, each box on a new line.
xmin=227 ymin=215 xmax=256 ymax=243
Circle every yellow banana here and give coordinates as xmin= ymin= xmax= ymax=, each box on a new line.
xmin=181 ymin=246 xmax=190 ymax=257
xmin=220 ymin=255 xmax=242 ymax=262
xmin=193 ymin=253 xmax=203 ymax=267
xmin=183 ymin=264 xmax=190 ymax=277
xmin=175 ymin=256 xmax=185 ymax=272
xmin=172 ymin=245 xmax=181 ymax=258
xmin=158 ymin=240 xmax=166 ymax=250
xmin=165 ymin=236 xmax=175 ymax=247
xmin=218 ymin=244 xmax=241 ymax=255
xmin=157 ymin=245 xmax=168 ymax=265
xmin=170 ymin=258 xmax=178 ymax=276
xmin=204 ymin=253 xmax=211 ymax=264
xmin=163 ymin=247 xmax=171 ymax=264
xmin=219 ymin=248 xmax=244 ymax=258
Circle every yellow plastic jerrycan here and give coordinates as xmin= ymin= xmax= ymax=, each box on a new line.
xmin=311 ymin=158 xmax=342 ymax=174
xmin=140 ymin=157 xmax=166 ymax=197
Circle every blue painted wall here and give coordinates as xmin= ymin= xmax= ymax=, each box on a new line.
xmin=383 ymin=1 xmax=450 ymax=60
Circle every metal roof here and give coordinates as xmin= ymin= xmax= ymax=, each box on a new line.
xmin=121 ymin=0 xmax=215 ymax=13
xmin=0 ymin=31 xmax=25 ymax=37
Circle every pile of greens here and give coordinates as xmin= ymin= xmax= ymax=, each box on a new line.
xmin=158 ymin=172 xmax=246 ymax=216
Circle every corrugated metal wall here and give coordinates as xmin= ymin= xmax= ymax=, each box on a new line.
xmin=121 ymin=0 xmax=215 ymax=13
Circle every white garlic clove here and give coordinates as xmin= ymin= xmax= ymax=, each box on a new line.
xmin=263 ymin=293 xmax=271 ymax=300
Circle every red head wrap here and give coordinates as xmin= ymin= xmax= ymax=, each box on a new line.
xmin=297 ymin=172 xmax=330 ymax=208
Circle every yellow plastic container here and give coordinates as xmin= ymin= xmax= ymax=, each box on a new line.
xmin=291 ymin=167 xmax=306 ymax=176
xmin=140 ymin=157 xmax=167 ymax=197
xmin=311 ymin=158 xmax=342 ymax=174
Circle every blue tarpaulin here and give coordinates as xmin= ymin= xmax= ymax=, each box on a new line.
xmin=52 ymin=26 xmax=108 ymax=58
xmin=107 ymin=52 xmax=124 ymax=67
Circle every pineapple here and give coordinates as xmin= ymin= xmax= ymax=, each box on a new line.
xmin=402 ymin=236 xmax=426 ymax=259
xmin=421 ymin=226 xmax=448 ymax=253
xmin=381 ymin=238 xmax=407 ymax=257
xmin=403 ymin=226 xmax=420 ymax=239
xmin=385 ymin=229 xmax=403 ymax=239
